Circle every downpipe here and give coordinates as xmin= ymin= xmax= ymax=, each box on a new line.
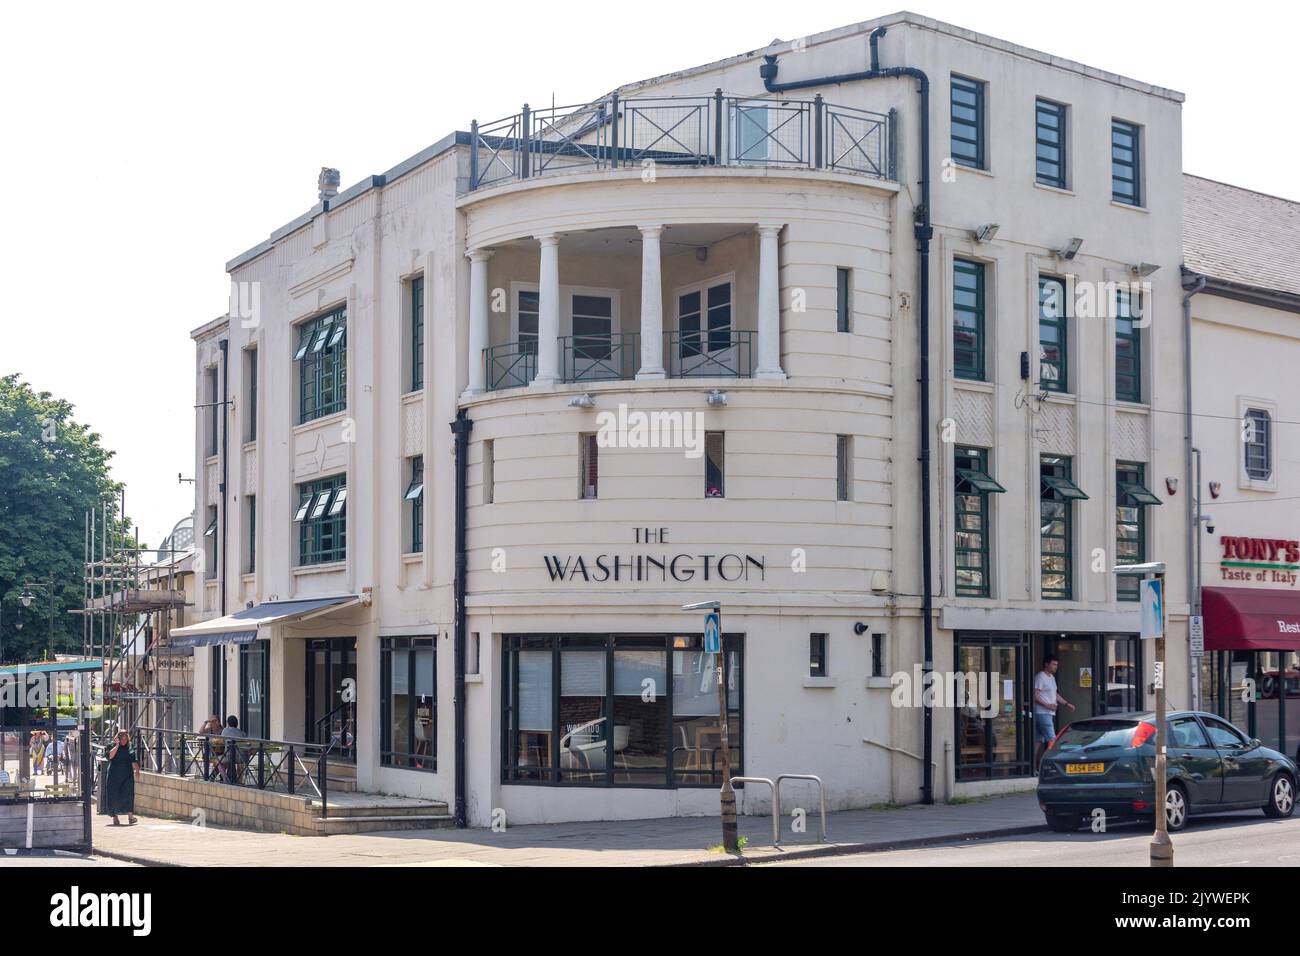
xmin=450 ymin=408 xmax=473 ymax=827
xmin=762 ymin=25 xmax=936 ymax=803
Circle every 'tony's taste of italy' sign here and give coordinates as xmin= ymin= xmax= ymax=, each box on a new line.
xmin=1219 ymin=535 xmax=1299 ymax=587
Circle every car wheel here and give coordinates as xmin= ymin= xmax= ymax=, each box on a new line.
xmin=1264 ymin=773 xmax=1296 ymax=819
xmin=1045 ymin=812 xmax=1079 ymax=833
xmin=1164 ymin=782 xmax=1188 ymax=832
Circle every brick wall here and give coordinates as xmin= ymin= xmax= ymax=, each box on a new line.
xmin=134 ymin=772 xmax=323 ymax=835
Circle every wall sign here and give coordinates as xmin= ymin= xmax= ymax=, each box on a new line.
xmin=1219 ymin=535 xmax=1299 ymax=587
xmin=544 ymin=527 xmax=767 ymax=584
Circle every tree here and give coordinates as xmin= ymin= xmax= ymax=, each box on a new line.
xmin=0 ymin=374 xmax=134 ymax=662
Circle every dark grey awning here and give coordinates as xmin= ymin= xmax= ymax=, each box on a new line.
xmin=169 ymin=595 xmax=359 ymax=648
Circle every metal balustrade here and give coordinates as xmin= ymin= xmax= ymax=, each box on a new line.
xmin=665 ymin=329 xmax=753 ymax=379
xmin=561 ymin=332 xmax=640 ymax=383
xmin=469 ymin=92 xmax=894 ymax=190
xmin=485 ymin=340 xmax=537 ymax=391
xmin=133 ymin=726 xmax=330 ymax=805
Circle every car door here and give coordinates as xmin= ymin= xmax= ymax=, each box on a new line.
xmin=1199 ymin=715 xmax=1268 ymax=806
xmin=1166 ymin=715 xmax=1223 ymax=807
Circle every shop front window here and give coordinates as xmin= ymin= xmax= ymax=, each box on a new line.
xmin=381 ymin=636 xmax=435 ymax=771
xmin=503 ymin=633 xmax=742 ymax=787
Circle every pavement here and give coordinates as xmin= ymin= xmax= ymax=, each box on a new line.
xmin=85 ymin=789 xmax=1044 ymax=867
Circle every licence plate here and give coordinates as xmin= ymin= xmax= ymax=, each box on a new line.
xmin=1065 ymin=762 xmax=1105 ymax=775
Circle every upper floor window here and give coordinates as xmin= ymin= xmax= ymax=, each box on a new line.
xmin=950 ymin=76 xmax=986 ymax=169
xmin=836 ymin=435 xmax=852 ymax=502
xmin=410 ymin=276 xmax=425 ymax=392
xmin=205 ymin=366 xmax=219 ymax=458
xmin=836 ymin=267 xmax=852 ymax=332
xmin=245 ymin=495 xmax=256 ymax=575
xmin=953 ymin=259 xmax=986 ymax=381
xmin=580 ymin=433 xmax=598 ymax=499
xmin=1115 ymin=288 xmax=1143 ymax=403
xmin=705 ymin=431 xmax=725 ymax=498
xmin=955 ymin=446 xmax=1005 ymax=598
xmin=482 ymin=439 xmax=495 ymax=504
xmin=203 ymin=505 xmax=218 ymax=580
xmin=1038 ymin=276 xmax=1068 ymax=392
xmin=296 ymin=307 xmax=347 ymax=424
xmin=1111 ymin=120 xmax=1142 ymax=206
xmin=295 ymin=474 xmax=347 ymax=566
xmin=405 ymin=456 xmax=424 ymax=553
xmin=1244 ymin=409 xmax=1273 ymax=481
xmin=1035 ymin=99 xmax=1067 ymax=189
xmin=243 ymin=347 xmax=258 ymax=443
xmin=1040 ymin=456 xmax=1088 ymax=601
xmin=677 ymin=278 xmax=734 ymax=363
xmin=1116 ymin=462 xmax=1162 ymax=602
xmin=516 ymin=289 xmax=539 ymax=350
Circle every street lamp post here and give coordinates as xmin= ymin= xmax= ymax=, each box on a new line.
xmin=1113 ymin=560 xmax=1171 ymax=868
xmin=682 ymin=600 xmax=737 ymax=851
xmin=20 ymin=575 xmax=56 ymax=663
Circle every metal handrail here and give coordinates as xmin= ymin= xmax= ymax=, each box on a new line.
xmin=775 ymin=773 xmax=827 ymax=843
xmin=468 ymin=93 xmax=893 ymax=190
xmin=132 ymin=725 xmax=328 ymax=800
xmin=728 ymin=776 xmax=778 ymax=846
xmin=665 ymin=329 xmax=753 ymax=378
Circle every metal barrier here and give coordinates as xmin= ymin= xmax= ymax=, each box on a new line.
xmin=727 ymin=776 xmax=777 ymax=846
xmin=775 ymin=773 xmax=827 ymax=843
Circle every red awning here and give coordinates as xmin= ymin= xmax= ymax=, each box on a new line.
xmin=1203 ymin=587 xmax=1300 ymax=651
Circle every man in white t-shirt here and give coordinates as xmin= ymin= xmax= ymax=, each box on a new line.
xmin=1034 ymin=655 xmax=1074 ymax=770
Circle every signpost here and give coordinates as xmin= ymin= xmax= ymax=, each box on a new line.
xmin=682 ymin=600 xmax=736 ymax=851
xmin=1116 ymin=561 xmax=1171 ymax=868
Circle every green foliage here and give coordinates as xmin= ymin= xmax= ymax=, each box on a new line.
xmin=0 ymin=374 xmax=133 ymax=662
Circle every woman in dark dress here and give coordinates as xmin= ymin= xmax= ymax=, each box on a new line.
xmin=103 ymin=731 xmax=140 ymax=826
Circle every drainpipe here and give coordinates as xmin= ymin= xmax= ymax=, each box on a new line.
xmin=450 ymin=408 xmax=473 ymax=827
xmin=762 ymin=25 xmax=936 ymax=803
xmin=218 ymin=339 xmax=229 ymax=620
xmin=1182 ymin=272 xmax=1207 ymax=709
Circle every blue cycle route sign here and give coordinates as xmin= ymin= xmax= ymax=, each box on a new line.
xmin=704 ymin=612 xmax=721 ymax=654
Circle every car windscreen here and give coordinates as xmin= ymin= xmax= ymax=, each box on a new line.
xmin=1051 ymin=720 xmax=1137 ymax=752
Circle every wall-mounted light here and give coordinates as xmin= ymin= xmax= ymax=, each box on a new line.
xmin=706 ymin=389 xmax=727 ymax=406
xmin=568 ymin=393 xmax=596 ymax=409
xmin=1131 ymin=262 xmax=1160 ymax=277
xmin=1055 ymin=238 xmax=1084 ymax=260
xmin=695 ymin=247 xmax=709 ymax=263
xmin=1209 ymin=481 xmax=1222 ymax=500
xmin=970 ymin=223 xmax=1000 ymax=243
xmin=1165 ymin=477 xmax=1178 ymax=496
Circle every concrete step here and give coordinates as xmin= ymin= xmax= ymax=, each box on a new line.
xmin=313 ymin=813 xmax=455 ymax=835
xmin=311 ymin=800 xmax=449 ymax=819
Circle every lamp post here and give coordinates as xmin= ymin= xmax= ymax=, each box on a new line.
xmin=1113 ymin=560 xmax=1171 ymax=867
xmin=19 ymin=575 xmax=56 ymax=663
xmin=681 ymin=600 xmax=737 ymax=851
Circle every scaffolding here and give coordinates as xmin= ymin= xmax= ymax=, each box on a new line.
xmin=75 ymin=490 xmax=192 ymax=740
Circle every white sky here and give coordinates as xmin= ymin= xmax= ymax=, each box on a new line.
xmin=1 ymin=0 xmax=1295 ymax=548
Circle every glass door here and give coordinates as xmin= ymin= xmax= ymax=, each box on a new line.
xmin=955 ymin=633 xmax=1031 ymax=780
xmin=238 ymin=641 xmax=270 ymax=740
xmin=305 ymin=638 xmax=357 ymax=761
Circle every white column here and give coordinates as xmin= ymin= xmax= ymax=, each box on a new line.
xmin=535 ymin=234 xmax=561 ymax=385
xmin=464 ymin=249 xmax=492 ymax=395
xmin=754 ymin=223 xmax=786 ymax=380
xmin=636 ymin=225 xmax=666 ymax=380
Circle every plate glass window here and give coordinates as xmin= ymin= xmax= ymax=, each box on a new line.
xmin=953 ymin=259 xmax=986 ymax=381
xmin=1035 ymin=99 xmax=1067 ymax=189
xmin=381 ymin=636 xmax=436 ymax=771
xmin=1112 ymin=120 xmax=1141 ymax=206
xmin=950 ymin=76 xmax=986 ymax=169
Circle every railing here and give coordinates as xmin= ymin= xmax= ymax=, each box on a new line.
xmin=133 ymin=726 xmax=329 ymax=803
xmin=486 ymin=340 xmax=537 ymax=391
xmin=561 ymin=331 xmax=640 ymax=383
xmin=469 ymin=91 xmax=894 ymax=190
xmin=314 ymin=702 xmax=355 ymax=762
xmin=665 ymin=329 xmax=753 ymax=378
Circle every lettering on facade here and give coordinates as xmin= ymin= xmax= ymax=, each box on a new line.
xmin=1218 ymin=535 xmax=1300 ymax=587
xmin=545 ymin=528 xmax=766 ymax=583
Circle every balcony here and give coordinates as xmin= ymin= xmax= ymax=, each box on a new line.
xmin=486 ymin=330 xmax=754 ymax=391
xmin=469 ymin=92 xmax=895 ymax=192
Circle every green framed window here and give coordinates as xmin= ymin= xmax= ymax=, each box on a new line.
xmin=381 ymin=636 xmax=436 ymax=772
xmin=955 ymin=447 xmax=1006 ymax=598
xmin=296 ymin=474 xmax=347 ymax=566
xmin=410 ymin=276 xmax=425 ymax=392
xmin=1040 ymin=456 xmax=1087 ymax=600
xmin=246 ymin=495 xmax=256 ymax=574
xmin=950 ymin=75 xmax=986 ymax=169
xmin=1116 ymin=462 xmax=1161 ymax=601
xmin=405 ymin=456 xmax=424 ymax=553
xmin=1244 ymin=409 xmax=1272 ymax=481
xmin=953 ymin=259 xmax=986 ymax=381
xmin=1112 ymin=120 xmax=1141 ymax=206
xmin=296 ymin=307 xmax=347 ymax=423
xmin=1115 ymin=287 xmax=1142 ymax=402
xmin=1035 ymin=99 xmax=1067 ymax=189
xmin=1038 ymin=276 xmax=1068 ymax=392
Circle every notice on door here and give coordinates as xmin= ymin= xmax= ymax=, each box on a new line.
xmin=1079 ymin=667 xmax=1093 ymax=689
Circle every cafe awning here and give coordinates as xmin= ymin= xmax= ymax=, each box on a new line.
xmin=169 ymin=595 xmax=360 ymax=648
xmin=1203 ymin=587 xmax=1300 ymax=652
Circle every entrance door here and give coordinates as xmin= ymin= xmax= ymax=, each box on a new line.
xmin=305 ymin=638 xmax=357 ymax=761
xmin=955 ymin=633 xmax=1031 ymax=780
xmin=1048 ymin=638 xmax=1098 ymax=724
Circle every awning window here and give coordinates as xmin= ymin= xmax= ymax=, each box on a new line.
xmin=327 ymin=323 xmax=346 ymax=349
xmin=328 ymin=488 xmax=348 ymax=516
xmin=309 ymin=490 xmax=333 ymax=520
xmin=293 ymin=495 xmax=313 ymax=522
xmin=311 ymin=323 xmax=331 ymax=354
xmin=1118 ymin=480 xmax=1162 ymax=506
xmin=404 ymin=478 xmax=424 ymax=501
xmin=956 ymin=468 xmax=1006 ymax=494
xmin=203 ymin=517 xmax=218 ymax=537
xmin=1041 ymin=474 xmax=1089 ymax=501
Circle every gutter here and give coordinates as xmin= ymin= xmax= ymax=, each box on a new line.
xmin=761 ymin=26 xmax=936 ymax=804
xmin=450 ymin=409 xmax=473 ymax=827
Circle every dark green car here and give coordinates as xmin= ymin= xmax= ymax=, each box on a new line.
xmin=1037 ymin=710 xmax=1298 ymax=833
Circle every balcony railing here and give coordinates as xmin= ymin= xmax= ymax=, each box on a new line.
xmin=665 ymin=329 xmax=753 ymax=378
xmin=561 ymin=331 xmax=640 ymax=383
xmin=469 ymin=92 xmax=895 ymax=191
xmin=486 ymin=340 xmax=537 ymax=391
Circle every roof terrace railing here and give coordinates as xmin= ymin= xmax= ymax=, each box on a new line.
xmin=469 ymin=91 xmax=895 ymax=191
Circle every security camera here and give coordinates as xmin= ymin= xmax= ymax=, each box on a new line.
xmin=853 ymin=622 xmax=868 ymax=635
xmin=1204 ymin=515 xmax=1215 ymax=535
